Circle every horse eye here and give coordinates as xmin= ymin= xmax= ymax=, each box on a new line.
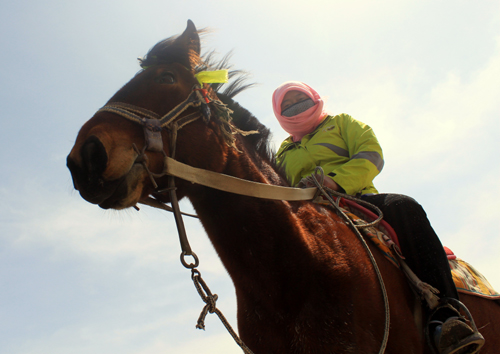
xmin=156 ymin=72 xmax=176 ymax=84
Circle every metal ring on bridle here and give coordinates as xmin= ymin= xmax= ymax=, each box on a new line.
xmin=181 ymin=251 xmax=200 ymax=269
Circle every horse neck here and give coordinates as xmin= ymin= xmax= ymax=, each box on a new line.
xmin=185 ymin=145 xmax=351 ymax=294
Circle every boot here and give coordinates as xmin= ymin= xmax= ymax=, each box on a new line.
xmin=427 ymin=299 xmax=485 ymax=354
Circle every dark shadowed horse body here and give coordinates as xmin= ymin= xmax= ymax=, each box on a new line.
xmin=67 ymin=21 xmax=500 ymax=353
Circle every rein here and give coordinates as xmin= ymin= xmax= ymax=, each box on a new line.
xmin=97 ymin=85 xmax=390 ymax=354
xmin=309 ymin=169 xmax=390 ymax=354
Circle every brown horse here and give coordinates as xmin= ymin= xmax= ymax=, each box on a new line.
xmin=67 ymin=21 xmax=500 ymax=353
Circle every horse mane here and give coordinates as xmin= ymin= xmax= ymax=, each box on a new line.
xmin=138 ymin=30 xmax=277 ymax=169
xmin=199 ymin=51 xmax=276 ymax=166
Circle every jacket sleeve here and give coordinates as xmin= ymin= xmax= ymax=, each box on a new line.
xmin=326 ymin=114 xmax=384 ymax=195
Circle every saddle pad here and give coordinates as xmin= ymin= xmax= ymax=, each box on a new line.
xmin=448 ymin=254 xmax=500 ymax=299
xmin=341 ymin=206 xmax=500 ymax=300
xmin=343 ymin=209 xmax=401 ymax=268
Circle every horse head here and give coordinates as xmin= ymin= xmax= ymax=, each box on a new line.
xmin=67 ymin=20 xmax=239 ymax=210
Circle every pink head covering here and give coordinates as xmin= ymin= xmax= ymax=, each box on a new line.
xmin=272 ymin=81 xmax=328 ymax=142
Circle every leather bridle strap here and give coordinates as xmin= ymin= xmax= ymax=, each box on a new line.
xmin=99 ymin=87 xmax=205 ymax=128
xmin=139 ymin=196 xmax=198 ymax=218
xmin=97 ymin=86 xmax=206 ymax=153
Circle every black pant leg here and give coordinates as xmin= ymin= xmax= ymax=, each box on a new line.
xmin=362 ymin=193 xmax=459 ymax=300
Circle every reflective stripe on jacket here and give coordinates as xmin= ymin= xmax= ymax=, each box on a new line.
xmin=276 ymin=114 xmax=384 ymax=195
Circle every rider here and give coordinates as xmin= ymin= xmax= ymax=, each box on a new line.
xmin=272 ymin=81 xmax=485 ymax=354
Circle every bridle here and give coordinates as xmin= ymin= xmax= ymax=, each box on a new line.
xmin=98 ymin=85 xmax=210 ymax=154
xmin=97 ymin=84 xmax=218 ymax=263
xmin=96 ymin=84 xmax=257 ymax=354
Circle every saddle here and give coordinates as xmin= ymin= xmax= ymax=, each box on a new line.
xmin=338 ymin=198 xmax=500 ymax=300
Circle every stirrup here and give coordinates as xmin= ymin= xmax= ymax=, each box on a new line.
xmin=435 ymin=317 xmax=484 ymax=354
xmin=426 ymin=299 xmax=485 ymax=354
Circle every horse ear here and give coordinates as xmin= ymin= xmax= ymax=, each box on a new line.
xmin=139 ymin=20 xmax=201 ymax=70
xmin=175 ymin=20 xmax=200 ymax=56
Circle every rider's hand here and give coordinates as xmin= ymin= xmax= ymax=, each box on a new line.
xmin=298 ymin=173 xmax=340 ymax=191
xmin=321 ymin=176 xmax=340 ymax=191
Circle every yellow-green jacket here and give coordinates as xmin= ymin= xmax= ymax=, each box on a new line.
xmin=276 ymin=114 xmax=384 ymax=196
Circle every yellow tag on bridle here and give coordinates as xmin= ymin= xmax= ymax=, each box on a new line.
xmin=195 ymin=70 xmax=229 ymax=85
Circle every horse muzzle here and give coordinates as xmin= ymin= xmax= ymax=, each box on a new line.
xmin=67 ymin=135 xmax=148 ymax=209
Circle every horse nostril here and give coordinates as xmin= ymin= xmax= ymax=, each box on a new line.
xmin=81 ymin=135 xmax=108 ymax=177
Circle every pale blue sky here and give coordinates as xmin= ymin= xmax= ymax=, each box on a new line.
xmin=1 ymin=1 xmax=499 ymax=353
